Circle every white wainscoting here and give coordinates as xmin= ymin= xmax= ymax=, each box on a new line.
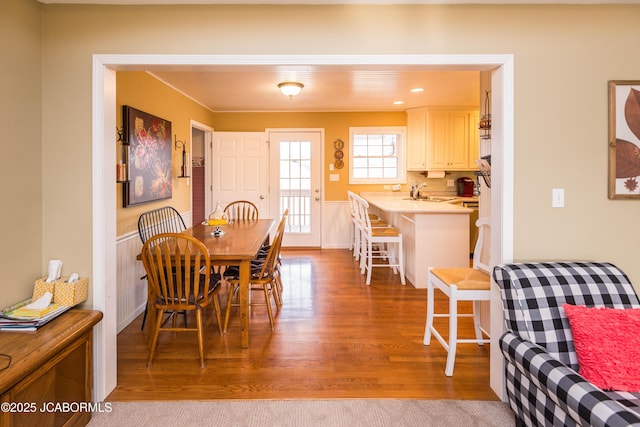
xmin=116 ymin=211 xmax=192 ymax=333
xmin=321 ymin=201 xmax=350 ymax=249
xmin=116 ymin=230 xmax=146 ymax=333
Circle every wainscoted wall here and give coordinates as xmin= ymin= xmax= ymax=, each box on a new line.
xmin=116 ymin=230 xmax=146 ymax=333
xmin=321 ymin=201 xmax=351 ymax=249
xmin=116 ymin=210 xmax=192 ymax=333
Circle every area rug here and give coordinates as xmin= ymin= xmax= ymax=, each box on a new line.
xmin=88 ymin=399 xmax=513 ymax=426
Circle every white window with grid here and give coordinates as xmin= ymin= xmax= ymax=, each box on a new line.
xmin=280 ymin=139 xmax=311 ymax=233
xmin=349 ymin=126 xmax=406 ymax=184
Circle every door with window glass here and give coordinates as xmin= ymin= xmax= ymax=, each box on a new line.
xmin=268 ymin=130 xmax=322 ymax=247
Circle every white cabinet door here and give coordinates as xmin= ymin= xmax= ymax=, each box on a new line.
xmin=427 ymin=109 xmax=477 ymax=171
xmin=427 ymin=111 xmax=450 ymax=169
xmin=406 ymin=111 xmax=427 ymax=170
xmin=468 ymin=113 xmax=480 ymax=169
xmin=448 ymin=112 xmax=469 ymax=169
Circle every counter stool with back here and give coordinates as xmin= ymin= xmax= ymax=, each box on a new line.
xmin=423 ymin=217 xmax=491 ymax=376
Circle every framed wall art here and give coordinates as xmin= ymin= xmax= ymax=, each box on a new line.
xmin=608 ymin=80 xmax=640 ymax=199
xmin=122 ymin=105 xmax=173 ymax=207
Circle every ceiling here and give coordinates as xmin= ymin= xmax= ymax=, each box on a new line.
xmin=148 ymin=66 xmax=482 ymax=112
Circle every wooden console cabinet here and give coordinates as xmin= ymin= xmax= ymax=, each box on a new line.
xmin=0 ymin=310 xmax=102 ymax=427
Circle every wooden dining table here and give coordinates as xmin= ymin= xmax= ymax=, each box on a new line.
xmin=141 ymin=218 xmax=275 ymax=349
xmin=185 ymin=219 xmax=275 ymax=348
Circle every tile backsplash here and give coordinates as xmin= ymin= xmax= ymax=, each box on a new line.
xmin=406 ymin=170 xmax=477 ymax=194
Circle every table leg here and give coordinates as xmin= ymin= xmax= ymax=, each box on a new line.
xmin=239 ymin=259 xmax=250 ymax=348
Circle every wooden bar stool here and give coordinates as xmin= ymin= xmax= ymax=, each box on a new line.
xmin=423 ymin=217 xmax=491 ymax=376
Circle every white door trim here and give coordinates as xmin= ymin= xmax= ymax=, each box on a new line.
xmin=93 ymin=54 xmax=514 ymax=401
xmin=190 ymin=120 xmax=214 ymax=223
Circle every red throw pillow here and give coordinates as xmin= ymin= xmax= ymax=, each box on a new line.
xmin=563 ymin=304 xmax=640 ymax=392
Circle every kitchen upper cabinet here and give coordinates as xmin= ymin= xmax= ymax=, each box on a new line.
xmin=406 ymin=107 xmax=479 ymax=171
xmin=468 ymin=112 xmax=480 ymax=169
xmin=406 ymin=110 xmax=427 ymax=170
xmin=428 ymin=111 xmax=469 ymax=169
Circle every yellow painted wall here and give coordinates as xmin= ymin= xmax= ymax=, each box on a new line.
xmin=116 ymin=71 xmax=216 ymax=236
xmin=3 ymin=2 xmax=640 ymax=309
xmin=211 ymin=111 xmax=407 ymax=201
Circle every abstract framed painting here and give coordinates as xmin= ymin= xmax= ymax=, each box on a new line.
xmin=122 ymin=106 xmax=173 ymax=207
xmin=608 ymin=80 xmax=640 ymax=199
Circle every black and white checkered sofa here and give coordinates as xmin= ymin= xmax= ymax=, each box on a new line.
xmin=494 ymin=262 xmax=640 ymax=427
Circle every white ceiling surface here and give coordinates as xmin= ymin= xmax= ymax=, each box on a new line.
xmin=150 ymin=67 xmax=481 ymax=112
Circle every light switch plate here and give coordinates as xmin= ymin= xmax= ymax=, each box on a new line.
xmin=329 ymin=174 xmax=339 ymax=182
xmin=447 ymin=179 xmax=454 ymax=187
xmin=552 ymin=188 xmax=564 ymax=208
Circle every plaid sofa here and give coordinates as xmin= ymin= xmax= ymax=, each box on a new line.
xmin=494 ymin=262 xmax=640 ymax=427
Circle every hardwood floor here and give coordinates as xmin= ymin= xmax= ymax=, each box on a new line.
xmin=108 ymin=249 xmax=496 ymax=401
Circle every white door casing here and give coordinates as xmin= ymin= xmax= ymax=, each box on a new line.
xmin=268 ymin=129 xmax=323 ymax=247
xmin=210 ymin=132 xmax=269 ymax=215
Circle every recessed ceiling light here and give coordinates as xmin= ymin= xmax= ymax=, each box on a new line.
xmin=393 ymin=101 xmax=404 ymax=105
xmin=411 ymin=87 xmax=424 ymax=93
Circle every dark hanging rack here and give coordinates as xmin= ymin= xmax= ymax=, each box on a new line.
xmin=479 ymin=90 xmax=491 ymax=140
xmin=174 ymin=135 xmax=189 ymax=178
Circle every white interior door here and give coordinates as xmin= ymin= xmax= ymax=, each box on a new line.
xmin=268 ymin=130 xmax=323 ymax=247
xmin=210 ymin=132 xmax=268 ymax=216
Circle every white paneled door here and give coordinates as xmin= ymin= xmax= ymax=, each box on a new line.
xmin=210 ymin=132 xmax=269 ymax=216
xmin=268 ymin=130 xmax=322 ymax=247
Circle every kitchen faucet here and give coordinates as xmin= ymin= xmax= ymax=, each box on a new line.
xmin=411 ymin=182 xmax=427 ymax=199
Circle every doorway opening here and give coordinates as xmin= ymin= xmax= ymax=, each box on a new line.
xmin=93 ymin=54 xmax=514 ymax=401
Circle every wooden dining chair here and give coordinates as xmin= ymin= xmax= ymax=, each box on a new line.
xmin=223 ymin=200 xmax=259 ymax=221
xmin=223 ymin=209 xmax=288 ymax=333
xmin=137 ymin=206 xmax=188 ymax=330
xmin=137 ymin=206 xmax=187 ymax=243
xmin=141 ymin=233 xmax=223 ymax=368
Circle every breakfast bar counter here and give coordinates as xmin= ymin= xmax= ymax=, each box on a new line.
xmin=361 ymin=193 xmax=472 ymax=289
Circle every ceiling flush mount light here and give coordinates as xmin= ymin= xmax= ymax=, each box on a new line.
xmin=411 ymin=87 xmax=425 ymax=93
xmin=278 ymin=82 xmax=304 ymax=99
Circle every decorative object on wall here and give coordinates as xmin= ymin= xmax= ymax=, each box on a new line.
xmin=116 ymin=127 xmax=127 ymax=182
xmin=474 ymin=155 xmax=492 ymax=194
xmin=333 ymin=138 xmax=345 ymax=169
xmin=608 ymin=81 xmax=640 ymax=199
xmin=122 ymin=105 xmax=173 ymax=207
xmin=174 ymin=136 xmax=189 ymax=178
xmin=278 ymin=81 xmax=304 ymax=99
xmin=478 ymin=90 xmax=491 ymax=140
